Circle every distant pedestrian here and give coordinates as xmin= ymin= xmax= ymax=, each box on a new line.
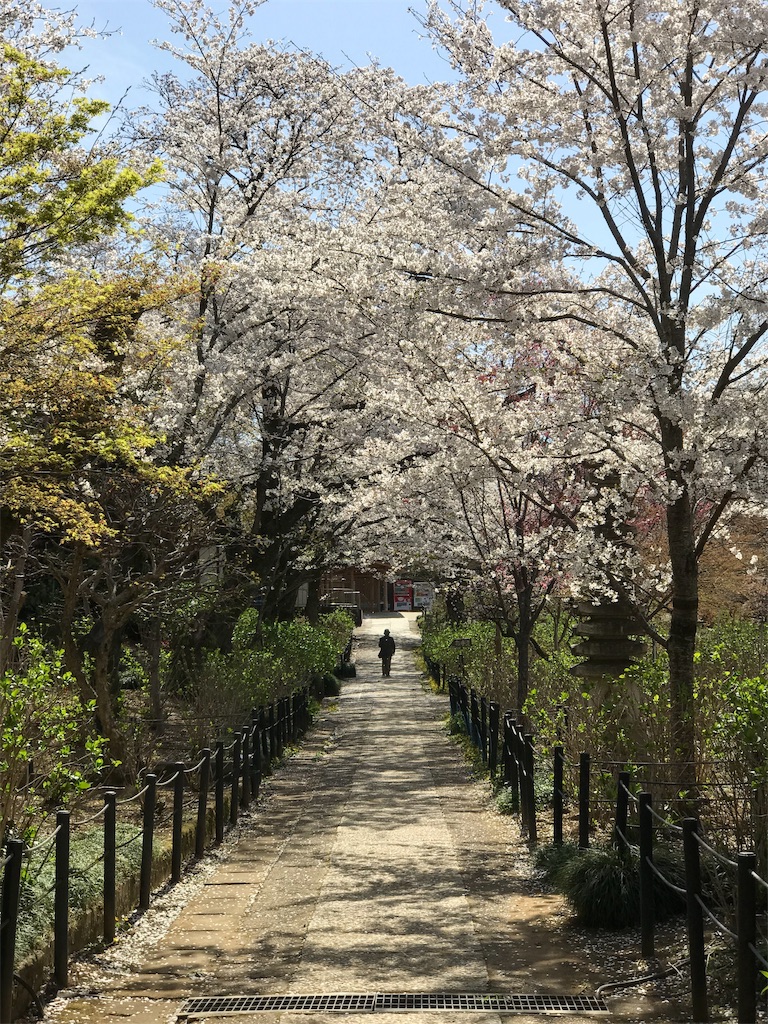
xmin=378 ymin=629 xmax=396 ymax=677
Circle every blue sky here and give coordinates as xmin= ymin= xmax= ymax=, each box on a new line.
xmin=62 ymin=0 xmax=455 ymax=108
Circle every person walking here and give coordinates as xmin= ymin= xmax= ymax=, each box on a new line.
xmin=378 ymin=628 xmax=396 ymax=677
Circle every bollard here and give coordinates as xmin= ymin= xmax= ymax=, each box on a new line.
xmin=639 ymin=792 xmax=655 ymax=957
xmin=682 ymin=818 xmax=708 ymax=1022
xmin=196 ymin=750 xmax=211 ymax=858
xmin=104 ymin=791 xmax=117 ymax=944
xmin=139 ymin=774 xmax=157 ymax=910
xmin=54 ymin=809 xmax=71 ymax=987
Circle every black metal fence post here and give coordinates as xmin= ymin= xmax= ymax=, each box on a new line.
xmin=448 ymin=678 xmax=459 ymax=718
xmin=259 ymin=707 xmax=269 ymax=767
xmin=682 ymin=817 xmax=708 ymax=1022
xmin=196 ymin=749 xmax=211 ymax=858
xmin=215 ymin=743 xmax=224 ymax=845
xmin=241 ymin=728 xmax=251 ymax=808
xmin=488 ymin=702 xmax=500 ymax=778
xmin=139 ymin=774 xmax=157 ymax=910
xmin=614 ymin=771 xmax=630 ymax=857
xmin=737 ymin=851 xmax=757 ymax=1024
xmin=54 ymin=809 xmax=70 ymax=987
xmin=639 ymin=792 xmax=654 ymax=957
xmin=503 ymin=714 xmax=519 ymax=812
xmin=515 ymin=725 xmax=529 ymax=831
xmin=268 ymin=705 xmax=277 ymax=763
xmin=553 ymin=746 xmax=564 ymax=848
xmin=459 ymin=685 xmax=470 ymax=735
xmin=171 ymin=762 xmax=185 ymax=884
xmin=0 ymin=838 xmax=23 ymax=1024
xmin=230 ymin=735 xmax=241 ymax=826
xmin=480 ymin=697 xmax=488 ymax=763
xmin=578 ymin=752 xmax=590 ymax=849
xmin=250 ymin=712 xmax=262 ymax=800
xmin=524 ymin=734 xmax=537 ymax=845
xmin=104 ymin=791 xmax=116 ymax=944
xmin=470 ymin=690 xmax=480 ymax=750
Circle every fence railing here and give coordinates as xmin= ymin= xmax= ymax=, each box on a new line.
xmin=0 ymin=689 xmax=311 ymax=1023
xmin=448 ymin=677 xmax=768 ymax=1023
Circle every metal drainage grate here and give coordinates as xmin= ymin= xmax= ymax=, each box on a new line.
xmin=177 ymin=992 xmax=609 ymax=1019
xmin=178 ymin=994 xmax=376 ymax=1018
xmin=376 ymin=994 xmax=608 ymax=1013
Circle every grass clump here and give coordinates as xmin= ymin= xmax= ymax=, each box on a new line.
xmin=534 ymin=841 xmax=580 ymax=885
xmin=550 ymin=842 xmax=687 ymax=928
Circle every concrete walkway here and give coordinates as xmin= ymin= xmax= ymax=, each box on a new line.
xmin=41 ymin=613 xmax=665 ymax=1024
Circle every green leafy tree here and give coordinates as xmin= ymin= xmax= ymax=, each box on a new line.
xmin=0 ymin=625 xmax=109 ymax=844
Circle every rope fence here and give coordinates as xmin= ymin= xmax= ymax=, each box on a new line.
xmin=447 ymin=677 xmax=768 ymax=1024
xmin=0 ymin=686 xmax=312 ymax=1023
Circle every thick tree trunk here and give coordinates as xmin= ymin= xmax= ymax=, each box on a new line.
xmin=665 ymin=479 xmax=699 ymax=794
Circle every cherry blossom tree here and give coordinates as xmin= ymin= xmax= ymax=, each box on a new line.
xmin=132 ymin=0 xmax=417 ymax=621
xmin=413 ymin=0 xmax=768 ymax=778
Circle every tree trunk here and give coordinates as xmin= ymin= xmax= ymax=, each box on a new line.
xmin=304 ymin=574 xmax=322 ymax=624
xmin=146 ymin=617 xmax=164 ymax=734
xmin=0 ymin=526 xmax=31 ymax=676
xmin=665 ymin=486 xmax=699 ymax=794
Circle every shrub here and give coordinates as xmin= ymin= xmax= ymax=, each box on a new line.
xmin=495 ymin=785 xmax=520 ymax=815
xmin=534 ymin=842 xmax=580 ymax=886
xmin=1 ymin=626 xmax=110 ymax=844
xmin=558 ymin=843 xmax=687 ymax=927
xmin=559 ymin=845 xmax=641 ymax=927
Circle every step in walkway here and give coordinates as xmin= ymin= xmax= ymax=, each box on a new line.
xmin=40 ymin=613 xmax=674 ymax=1024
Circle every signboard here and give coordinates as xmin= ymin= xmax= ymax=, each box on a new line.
xmin=393 ymin=579 xmax=413 ymax=611
xmin=412 ymin=582 xmax=435 ymax=610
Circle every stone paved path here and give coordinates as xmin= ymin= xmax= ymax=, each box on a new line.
xmin=41 ymin=613 xmax=682 ymax=1024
